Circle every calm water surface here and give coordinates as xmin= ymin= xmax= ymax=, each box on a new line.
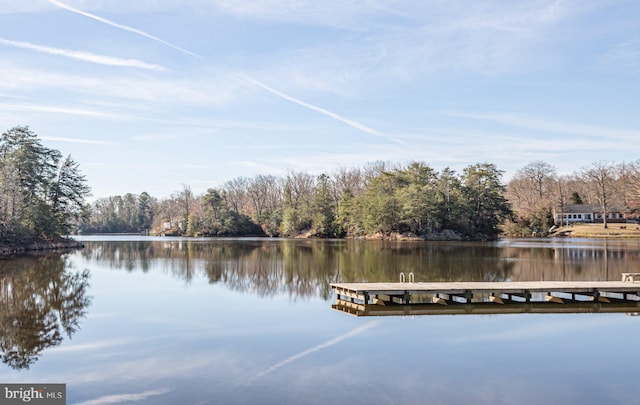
xmin=1 ymin=236 xmax=640 ymax=404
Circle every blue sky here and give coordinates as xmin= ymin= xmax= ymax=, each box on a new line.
xmin=1 ymin=0 xmax=639 ymax=199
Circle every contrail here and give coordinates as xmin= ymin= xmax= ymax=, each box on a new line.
xmin=0 ymin=37 xmax=166 ymax=71
xmin=245 ymin=320 xmax=380 ymax=383
xmin=45 ymin=0 xmax=201 ymax=58
xmin=237 ymin=74 xmax=400 ymax=142
xmin=45 ymin=0 xmax=391 ymax=140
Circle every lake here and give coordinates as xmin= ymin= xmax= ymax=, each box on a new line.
xmin=1 ymin=236 xmax=640 ymax=404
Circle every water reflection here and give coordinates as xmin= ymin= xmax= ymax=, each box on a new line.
xmin=332 ymin=300 xmax=640 ymax=317
xmin=77 ymin=237 xmax=640 ymax=301
xmin=3 ymin=237 xmax=640 ymax=403
xmin=0 ymin=254 xmax=91 ymax=370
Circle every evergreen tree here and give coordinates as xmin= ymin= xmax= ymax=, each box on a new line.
xmin=359 ymin=171 xmax=401 ymax=234
xmin=312 ymin=174 xmax=336 ymax=237
xmin=48 ymin=155 xmax=91 ymax=235
xmin=0 ymin=126 xmax=90 ymax=239
xmin=461 ymin=163 xmax=512 ymax=240
xmin=137 ymin=192 xmax=155 ymax=231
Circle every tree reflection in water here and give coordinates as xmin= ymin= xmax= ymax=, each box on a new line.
xmin=77 ymin=238 xmax=640 ymax=303
xmin=78 ymin=239 xmax=518 ymax=300
xmin=0 ymin=254 xmax=91 ymax=370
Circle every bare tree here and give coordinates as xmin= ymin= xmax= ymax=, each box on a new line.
xmin=363 ymin=161 xmax=392 ymax=186
xmin=223 ymin=177 xmax=249 ymax=213
xmin=582 ymin=161 xmax=617 ymax=229
xmin=246 ymin=175 xmax=270 ymax=222
xmin=283 ymin=170 xmax=314 ymax=206
xmin=261 ymin=174 xmax=282 ymax=217
xmin=521 ymin=160 xmax=557 ymax=200
xmin=332 ymin=166 xmax=364 ymax=202
xmin=621 ymin=160 xmax=640 ymax=219
xmin=507 ymin=161 xmax=557 ymax=216
xmin=173 ymin=184 xmax=194 ymax=227
xmin=615 ymin=162 xmax=635 ymax=209
xmin=154 ymin=198 xmax=181 ymax=231
xmin=553 ymin=175 xmax=571 ymax=226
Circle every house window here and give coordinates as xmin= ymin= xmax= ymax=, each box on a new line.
xmin=586 ymin=214 xmax=591 ymax=220
xmin=578 ymin=214 xmax=582 ymax=219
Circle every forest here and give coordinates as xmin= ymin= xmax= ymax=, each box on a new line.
xmin=81 ymin=161 xmax=512 ymax=240
xmin=80 ymin=157 xmax=640 ymax=240
xmin=3 ymin=126 xmax=640 ymax=244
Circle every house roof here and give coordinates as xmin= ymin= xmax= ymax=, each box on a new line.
xmin=555 ymin=204 xmax=626 ymax=213
xmin=556 ymin=204 xmax=599 ymax=213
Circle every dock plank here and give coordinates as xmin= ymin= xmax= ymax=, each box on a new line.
xmin=331 ymin=281 xmax=640 ymax=295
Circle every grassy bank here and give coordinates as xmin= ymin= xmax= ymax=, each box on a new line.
xmin=548 ymin=223 xmax=640 ymax=239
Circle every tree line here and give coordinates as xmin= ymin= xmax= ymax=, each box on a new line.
xmin=505 ymin=160 xmax=640 ymax=235
xmin=83 ymin=161 xmax=513 ymax=240
xmin=5 ymin=126 xmax=637 ymax=242
xmin=84 ymin=159 xmax=640 ymax=240
xmin=0 ymin=126 xmax=90 ymax=243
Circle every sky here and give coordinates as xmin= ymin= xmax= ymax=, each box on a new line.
xmin=0 ymin=0 xmax=639 ymax=199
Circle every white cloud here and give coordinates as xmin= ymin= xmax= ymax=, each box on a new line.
xmin=48 ymin=339 xmax=133 ymax=353
xmin=130 ymin=133 xmax=181 ymax=141
xmin=211 ymin=0 xmax=392 ymax=29
xmin=41 ymin=136 xmax=116 ymax=145
xmin=450 ymin=316 xmax=619 ymax=344
xmin=0 ymin=62 xmax=243 ymax=108
xmin=445 ymin=110 xmax=640 ymax=141
xmin=32 ymin=2 xmax=400 ymax=141
xmin=0 ymin=37 xmax=166 ymax=71
xmin=73 ymin=388 xmax=171 ymax=405
xmin=598 ymin=39 xmax=640 ymax=73
xmin=210 ymin=0 xmax=592 ymax=108
xmin=0 ymin=0 xmax=51 ymax=13
xmin=0 ymin=102 xmax=130 ymax=120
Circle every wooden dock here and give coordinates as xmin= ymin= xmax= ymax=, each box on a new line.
xmin=331 ymin=280 xmax=640 ymax=317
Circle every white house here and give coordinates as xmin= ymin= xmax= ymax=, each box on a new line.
xmin=554 ymin=204 xmax=626 ymax=224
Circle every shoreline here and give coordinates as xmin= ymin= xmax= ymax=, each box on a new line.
xmin=0 ymin=237 xmax=85 ymax=256
xmin=53 ymin=223 xmax=640 ymax=244
xmin=546 ymin=223 xmax=640 ymax=239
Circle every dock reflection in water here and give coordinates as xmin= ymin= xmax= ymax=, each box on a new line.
xmin=333 ymin=299 xmax=640 ymax=317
